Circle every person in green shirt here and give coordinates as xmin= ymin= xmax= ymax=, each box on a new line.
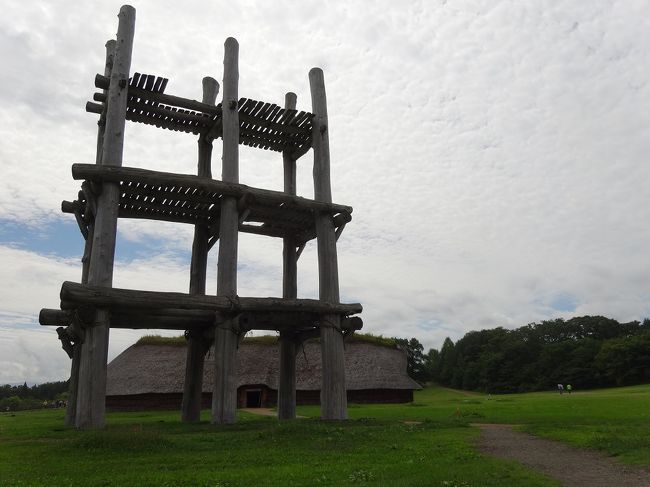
xmin=567 ymin=384 xmax=572 ymax=394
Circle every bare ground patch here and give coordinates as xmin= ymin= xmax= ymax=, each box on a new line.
xmin=474 ymin=423 xmax=650 ymax=487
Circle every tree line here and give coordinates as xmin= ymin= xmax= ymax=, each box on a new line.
xmin=0 ymin=380 xmax=68 ymax=411
xmin=396 ymin=316 xmax=650 ymax=393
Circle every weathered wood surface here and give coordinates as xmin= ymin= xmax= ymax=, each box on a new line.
xmin=95 ymin=73 xmax=311 ymax=153
xmin=182 ymin=76 xmax=220 ymax=423
xmin=279 ymin=91 xmax=299 ymax=420
xmin=278 ymin=335 xmax=297 ymax=420
xmin=213 ymin=37 xmax=240 ymax=425
xmin=310 ymin=67 xmax=348 ymax=420
xmin=66 ymin=340 xmax=81 ymax=427
xmin=40 ymin=309 xmax=74 ymax=326
xmin=95 ymin=73 xmax=220 ymax=115
xmin=71 ymin=164 xmax=352 ymax=214
xmin=41 ymin=307 xmax=362 ymax=334
xmin=76 ymin=5 xmax=135 ymax=430
xmin=60 ymin=281 xmax=362 ymax=315
xmin=63 ymin=169 xmax=353 ymax=243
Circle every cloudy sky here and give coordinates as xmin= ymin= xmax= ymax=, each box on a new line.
xmin=1 ymin=0 xmax=649 ymax=384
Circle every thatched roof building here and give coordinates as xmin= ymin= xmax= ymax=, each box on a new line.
xmin=106 ymin=336 xmax=421 ymax=410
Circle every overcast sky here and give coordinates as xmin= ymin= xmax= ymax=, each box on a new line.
xmin=1 ymin=0 xmax=649 ymax=385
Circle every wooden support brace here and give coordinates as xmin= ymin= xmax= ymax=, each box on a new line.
xmin=73 ymin=209 xmax=89 ymax=240
xmin=296 ymin=242 xmax=306 ymax=260
xmin=335 ymin=223 xmax=346 ymax=242
xmin=56 ymin=327 xmax=75 ymax=359
xmin=238 ymin=209 xmax=250 ymax=225
xmin=207 ymin=235 xmax=219 ymax=252
xmin=290 ymin=141 xmax=312 ymax=160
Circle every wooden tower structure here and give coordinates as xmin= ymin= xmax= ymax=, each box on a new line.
xmin=39 ymin=5 xmax=362 ymax=428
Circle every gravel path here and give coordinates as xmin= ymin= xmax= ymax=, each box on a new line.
xmin=475 ymin=423 xmax=650 ymax=487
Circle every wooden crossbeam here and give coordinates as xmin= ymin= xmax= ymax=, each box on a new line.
xmin=71 ymin=164 xmax=353 ymax=215
xmin=59 ymin=281 xmax=363 ymax=316
xmin=40 ymin=305 xmax=363 ymax=335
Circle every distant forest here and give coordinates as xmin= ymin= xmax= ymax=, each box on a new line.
xmin=0 ymin=381 xmax=68 ymax=411
xmin=397 ymin=316 xmax=650 ymax=393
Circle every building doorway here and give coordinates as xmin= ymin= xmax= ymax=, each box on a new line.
xmin=245 ymin=389 xmax=262 ymax=408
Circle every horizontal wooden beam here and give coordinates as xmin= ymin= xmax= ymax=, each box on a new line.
xmin=42 ymin=305 xmax=362 ymax=333
xmin=40 ymin=308 xmax=73 ymax=326
xmin=71 ymin=164 xmax=353 ymax=215
xmin=60 ymin=281 xmax=363 ymax=316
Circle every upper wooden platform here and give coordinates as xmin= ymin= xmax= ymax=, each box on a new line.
xmin=62 ymin=164 xmax=352 ymax=242
xmin=87 ymin=72 xmax=313 ymax=158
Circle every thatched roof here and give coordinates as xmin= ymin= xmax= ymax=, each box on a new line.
xmin=107 ymin=337 xmax=421 ymax=396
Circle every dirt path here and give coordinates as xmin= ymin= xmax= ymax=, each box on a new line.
xmin=475 ymin=423 xmax=650 ymax=486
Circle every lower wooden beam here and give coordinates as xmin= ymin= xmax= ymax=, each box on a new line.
xmin=60 ymin=281 xmax=362 ymax=316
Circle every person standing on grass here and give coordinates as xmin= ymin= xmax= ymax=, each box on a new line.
xmin=567 ymin=384 xmax=572 ymax=394
xmin=558 ymin=384 xmax=564 ymax=394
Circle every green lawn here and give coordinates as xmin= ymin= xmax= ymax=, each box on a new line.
xmin=2 ymin=384 xmax=649 ymax=486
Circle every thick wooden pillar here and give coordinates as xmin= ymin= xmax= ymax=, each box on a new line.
xmin=309 ymin=68 xmax=347 ymax=420
xmin=75 ymin=5 xmax=135 ymax=429
xmin=212 ymin=37 xmax=239 ymax=425
xmin=66 ymin=39 xmax=116 ymax=428
xmin=278 ymin=92 xmax=298 ymax=420
xmin=182 ymin=77 xmax=219 ymax=423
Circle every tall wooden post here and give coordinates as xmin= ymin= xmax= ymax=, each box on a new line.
xmin=278 ymin=92 xmax=298 ymax=420
xmin=66 ymin=39 xmax=116 ymax=427
xmin=212 ymin=37 xmax=239 ymax=424
xmin=309 ymin=68 xmax=347 ymax=420
xmin=75 ymin=5 xmax=135 ymax=429
xmin=182 ymin=77 xmax=219 ymax=423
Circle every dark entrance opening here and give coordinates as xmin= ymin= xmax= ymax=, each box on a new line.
xmin=246 ymin=389 xmax=262 ymax=408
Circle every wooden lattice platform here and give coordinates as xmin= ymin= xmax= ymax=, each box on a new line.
xmin=62 ymin=164 xmax=352 ymax=242
xmin=88 ymin=73 xmax=313 ymax=157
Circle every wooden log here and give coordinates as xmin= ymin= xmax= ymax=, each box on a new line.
xmin=278 ymin=335 xmax=297 ymax=420
xmin=126 ymin=98 xmax=214 ymax=125
xmin=76 ymin=6 xmax=135 ymax=430
xmin=39 ymin=309 xmax=73 ymax=326
xmin=41 ymin=306 xmax=216 ymax=329
xmin=213 ymin=37 xmax=239 ymax=425
xmin=71 ymin=164 xmax=353 ymax=215
xmin=182 ymin=76 xmax=220 ymax=424
xmin=107 ymin=309 xmax=215 ymax=329
xmin=237 ymin=310 xmax=316 ymax=331
xmin=41 ymin=308 xmax=359 ymax=333
xmin=279 ymin=92 xmax=298 ymax=421
xmin=71 ymin=37 xmax=115 ymax=428
xmin=66 ymin=339 xmax=81 ymax=427
xmin=310 ymin=67 xmax=347 ymax=420
xmin=60 ymin=281 xmax=362 ymax=315
xmin=86 ymin=102 xmax=103 ymax=114
xmin=95 ymin=74 xmax=221 ymax=116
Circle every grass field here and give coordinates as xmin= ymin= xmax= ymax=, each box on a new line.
xmin=1 ymin=384 xmax=649 ymax=486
